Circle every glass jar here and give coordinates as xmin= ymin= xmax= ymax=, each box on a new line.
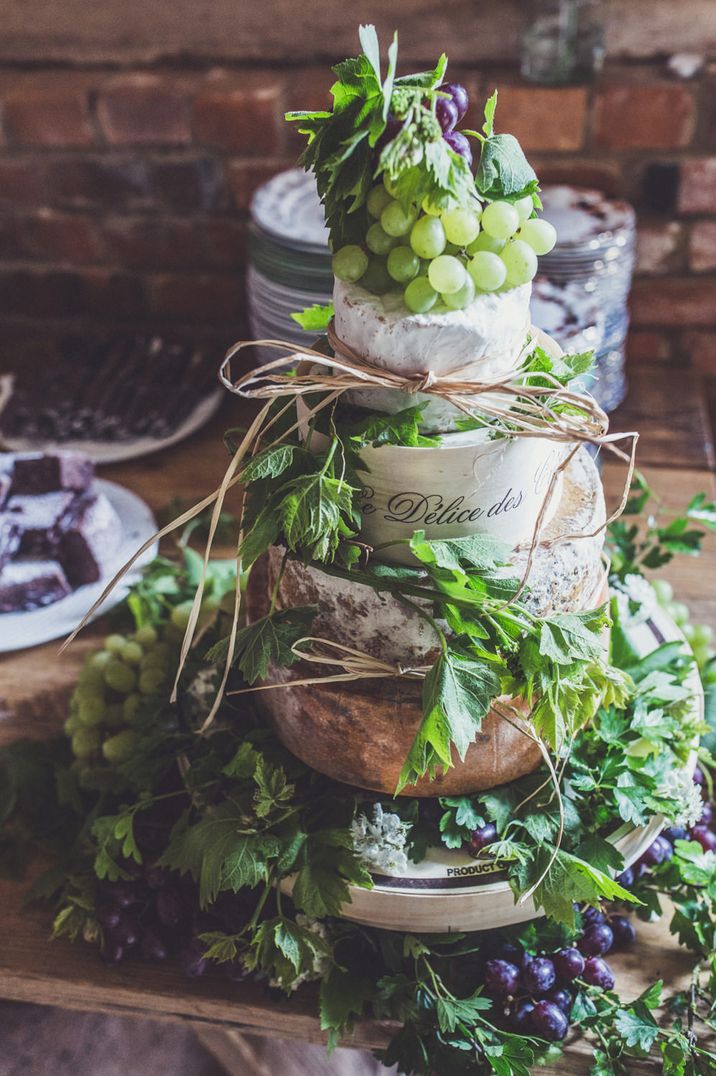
xmin=521 ymin=0 xmax=606 ymax=85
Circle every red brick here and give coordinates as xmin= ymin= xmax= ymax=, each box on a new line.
xmin=1 ymin=74 xmax=95 ymax=148
xmin=202 ymin=219 xmax=247 ymax=268
xmin=594 ymin=83 xmax=695 ymax=150
xmin=689 ymin=221 xmax=716 ymax=272
xmin=626 ymin=329 xmax=672 ymax=363
xmin=532 ymin=158 xmax=622 ymax=197
xmin=193 ymin=70 xmax=283 ymax=154
xmin=147 ymin=272 xmax=245 ymax=321
xmin=284 ymin=66 xmax=334 ymax=154
xmin=20 ymin=210 xmax=104 ymax=264
xmin=46 ymin=157 xmax=150 ymax=209
xmin=0 ymin=267 xmax=143 ymax=319
xmin=227 ymin=159 xmax=293 ymax=211
xmin=150 ymin=157 xmax=227 ymax=212
xmin=0 ymin=158 xmax=45 ymax=206
xmin=682 ymin=330 xmax=716 ymax=374
xmin=102 ymin=217 xmax=205 ymax=270
xmin=636 ymin=221 xmax=683 ymax=275
xmin=678 ymin=158 xmax=716 ymax=215
xmin=97 ymin=73 xmax=194 ymax=146
xmin=631 ymin=276 xmax=716 ymax=327
xmin=486 ymin=86 xmax=587 ymax=152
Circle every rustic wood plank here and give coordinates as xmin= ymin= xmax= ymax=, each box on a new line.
xmin=609 ymin=367 xmax=715 ymax=472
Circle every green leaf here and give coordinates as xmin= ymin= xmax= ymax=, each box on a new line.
xmin=475 ymin=133 xmax=538 ymax=200
xmin=534 ymin=848 xmax=640 ymax=925
xmin=240 ymin=444 xmax=297 ymax=484
xmin=614 ymin=1006 xmax=660 ymax=1052
xmin=208 ymin=606 xmax=315 ymax=684
xmin=435 ymin=991 xmax=492 ymax=1033
xmin=278 ymin=468 xmax=358 ymax=562
xmin=290 ymin=302 xmax=334 ymax=332
xmin=347 ymin=405 xmax=440 ymax=448
xmin=320 ymin=965 xmax=376 ymax=1052
xmin=482 ymin=89 xmax=498 ymax=138
xmin=538 ymin=611 xmax=606 ymax=666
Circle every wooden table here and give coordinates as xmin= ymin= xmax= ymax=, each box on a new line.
xmin=1 ymin=367 xmax=715 ymax=1074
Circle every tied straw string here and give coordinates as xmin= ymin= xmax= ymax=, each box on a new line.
xmin=63 ymin=324 xmax=636 ymax=736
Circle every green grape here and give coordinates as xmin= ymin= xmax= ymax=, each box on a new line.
xmin=123 ymin=693 xmax=142 ymax=723
xmin=519 ymin=217 xmax=557 ymax=256
xmin=359 ymin=256 xmax=393 ymax=295
xmin=139 ymin=667 xmax=167 ymax=696
xmin=367 ymin=184 xmax=393 ymax=218
xmin=444 ymin=241 xmax=461 ymax=255
xmin=77 ymin=664 xmax=107 ymax=691
xmin=134 ymin=625 xmax=157 ymax=647
xmin=105 ymin=703 xmax=126 ymax=728
xmin=78 ymin=695 xmax=106 ymax=727
xmin=692 ymin=624 xmax=714 ymax=648
xmin=466 ymin=232 xmax=505 ymax=256
xmin=104 ymin=633 xmax=127 ymax=655
xmin=441 ymin=207 xmax=480 ymax=247
xmin=671 ymin=601 xmax=690 ymax=627
xmin=380 ymin=200 xmax=417 ymax=238
xmin=410 ymin=216 xmax=447 ymax=259
xmin=481 ymin=201 xmax=520 ymax=240
xmin=421 ymin=196 xmax=445 ymax=217
xmin=514 ymin=194 xmax=534 ymax=224
xmin=71 ymin=727 xmax=101 ymax=760
xmin=443 ymin=274 xmax=476 ymax=310
xmin=468 ymin=251 xmax=508 ymax=292
xmin=387 ymin=245 xmax=420 ymax=283
xmin=404 ymin=276 xmax=438 ymax=314
xmin=121 ymin=641 xmax=144 ymax=666
xmin=366 ymin=221 xmax=398 ymax=256
xmin=500 ymin=239 xmax=538 ymax=287
xmin=104 ymin=659 xmax=137 ymax=694
xmin=170 ymin=600 xmax=194 ymax=631
xmin=427 ymin=254 xmax=467 ymax=295
xmin=382 ymin=173 xmax=399 ymax=197
xmin=64 ymin=715 xmax=80 ymax=736
xmin=651 ymin=579 xmax=673 ymax=606
xmin=332 ymin=244 xmax=369 ymax=283
xmin=102 ymin=730 xmax=139 ymax=764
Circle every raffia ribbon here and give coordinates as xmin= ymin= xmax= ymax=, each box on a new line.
xmin=64 ymin=323 xmax=636 ymax=731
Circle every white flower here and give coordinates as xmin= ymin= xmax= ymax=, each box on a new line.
xmin=351 ymin=803 xmax=411 ymax=876
xmin=657 ymin=767 xmax=703 ymax=829
xmin=269 ymin=914 xmax=331 ymax=993
xmin=613 ymin=573 xmax=659 ymax=626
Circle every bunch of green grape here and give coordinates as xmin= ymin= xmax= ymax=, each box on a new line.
xmin=331 ymin=174 xmax=557 ymax=314
xmin=652 ymin=578 xmax=716 ymax=685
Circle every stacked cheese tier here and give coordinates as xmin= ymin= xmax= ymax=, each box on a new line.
xmin=247 ymin=278 xmax=608 ymax=796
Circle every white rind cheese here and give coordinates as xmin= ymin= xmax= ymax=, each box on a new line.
xmin=333 ymin=279 xmax=533 ymax=432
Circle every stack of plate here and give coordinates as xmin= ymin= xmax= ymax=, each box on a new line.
xmin=537 ymin=186 xmax=636 ymax=412
xmin=248 ymin=169 xmax=332 ymax=363
xmin=531 ymin=277 xmax=605 ymax=396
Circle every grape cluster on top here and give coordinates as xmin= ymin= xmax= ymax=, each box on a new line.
xmin=331 ymin=82 xmax=557 ymax=313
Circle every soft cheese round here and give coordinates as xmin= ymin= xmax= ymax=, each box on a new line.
xmin=333 ymin=279 xmax=532 ymax=432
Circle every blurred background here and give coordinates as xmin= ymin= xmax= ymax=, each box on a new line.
xmin=0 ymin=0 xmax=714 ymax=371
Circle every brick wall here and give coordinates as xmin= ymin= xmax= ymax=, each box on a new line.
xmin=0 ymin=62 xmax=715 ymax=369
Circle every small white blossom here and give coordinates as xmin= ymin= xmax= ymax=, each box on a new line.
xmin=269 ymin=915 xmax=331 ymax=993
xmin=351 ymin=803 xmax=411 ymax=876
xmin=657 ymin=767 xmax=703 ymax=829
xmin=614 ymin=574 xmax=659 ymax=626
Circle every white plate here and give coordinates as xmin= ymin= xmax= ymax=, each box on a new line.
xmin=0 ymin=479 xmax=158 ymax=652
xmin=280 ymin=603 xmax=701 ymax=931
xmin=250 ymin=168 xmax=329 ymax=251
xmin=0 ymin=391 xmax=224 ymax=465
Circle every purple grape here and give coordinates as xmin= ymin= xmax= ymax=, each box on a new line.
xmin=469 ymin=823 xmax=497 ymax=854
xmin=110 ymin=914 xmax=139 ymax=949
xmin=435 ymin=96 xmax=458 ymax=132
xmin=494 ymin=940 xmax=525 ymax=967
xmin=484 ymin=959 xmax=521 ymax=999
xmin=522 ymin=956 xmax=556 ymax=996
xmin=581 ymin=905 xmax=606 ymax=926
xmin=693 ymin=765 xmax=705 ymax=786
xmin=511 ymin=999 xmax=535 ymax=1032
xmin=156 ymin=888 xmax=185 ymax=927
xmin=641 ymin=837 xmax=669 ymax=868
xmin=546 ymin=986 xmax=573 ymax=1015
xmin=633 ymin=859 xmax=650 ymax=879
xmin=144 ymin=864 xmax=170 ymax=889
xmin=583 ymin=956 xmax=615 ymax=990
xmin=376 ymin=115 xmax=403 ymax=153
xmin=440 ymin=82 xmax=469 ymax=121
xmin=616 ymin=866 xmax=634 ymax=887
xmin=662 ymin=825 xmax=688 ymax=843
xmin=690 ymin=824 xmax=716 ymax=853
xmin=609 ymin=914 xmax=637 ymax=949
xmin=100 ymin=939 xmax=125 ymax=964
xmin=579 ymin=923 xmax=614 ymax=957
xmin=655 ymin=835 xmax=674 ymax=861
xmin=531 ymin=999 xmax=569 ymax=1042
xmin=553 ymin=948 xmax=585 ymax=982
xmin=96 ymin=903 xmax=122 ymax=930
xmin=140 ymin=927 xmax=168 ymax=961
xmin=179 ymin=938 xmax=209 ymax=978
xmin=101 ymin=881 xmax=138 ymax=908
xmin=443 ymin=130 xmax=473 ymax=167
xmin=700 ymin=802 xmax=715 ymax=827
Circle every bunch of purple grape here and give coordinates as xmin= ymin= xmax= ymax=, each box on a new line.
xmin=476 ymin=904 xmax=635 ymax=1042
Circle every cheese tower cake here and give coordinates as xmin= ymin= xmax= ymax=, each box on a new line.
xmin=242 ymin=27 xmax=616 ymax=797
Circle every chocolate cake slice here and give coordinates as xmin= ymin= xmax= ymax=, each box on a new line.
xmin=0 ymin=559 xmax=71 ymax=613
xmin=0 ymin=517 xmax=21 ymax=569
xmin=10 ymin=451 xmax=94 ymax=495
xmin=5 ymin=491 xmax=74 ymax=555
xmin=58 ymin=491 xmax=121 ymax=587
